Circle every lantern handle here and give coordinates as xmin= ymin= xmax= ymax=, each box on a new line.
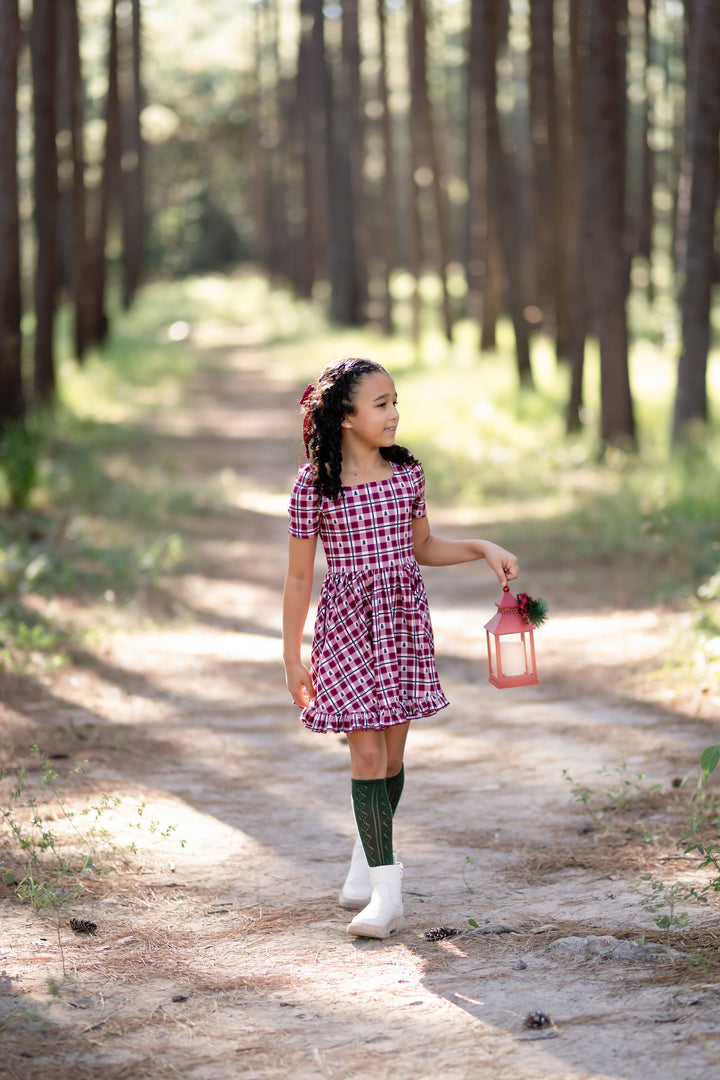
xmin=503 ymin=573 xmax=510 ymax=593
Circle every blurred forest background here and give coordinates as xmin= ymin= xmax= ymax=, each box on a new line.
xmin=0 ymin=0 xmax=719 ymax=673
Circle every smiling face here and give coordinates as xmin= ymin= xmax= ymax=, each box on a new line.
xmin=343 ymin=369 xmax=399 ymax=449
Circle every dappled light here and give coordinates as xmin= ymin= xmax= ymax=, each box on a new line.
xmin=1 ymin=0 xmax=719 ymax=1077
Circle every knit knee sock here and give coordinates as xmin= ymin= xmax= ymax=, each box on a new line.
xmin=385 ymin=765 xmax=405 ymax=816
xmin=351 ymin=778 xmax=394 ymax=867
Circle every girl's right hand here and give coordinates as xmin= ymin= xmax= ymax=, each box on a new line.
xmin=285 ymin=662 xmax=316 ymax=707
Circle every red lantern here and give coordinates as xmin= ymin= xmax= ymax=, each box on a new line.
xmin=484 ymin=581 xmax=539 ymax=688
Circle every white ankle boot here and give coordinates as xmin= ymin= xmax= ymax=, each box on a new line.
xmin=346 ymin=863 xmax=405 ymax=939
xmin=339 ymin=837 xmax=372 ymax=910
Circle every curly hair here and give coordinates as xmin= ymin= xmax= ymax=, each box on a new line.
xmin=301 ymin=357 xmax=419 ymax=500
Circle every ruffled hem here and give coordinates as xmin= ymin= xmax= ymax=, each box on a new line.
xmin=300 ymin=693 xmax=450 ymax=734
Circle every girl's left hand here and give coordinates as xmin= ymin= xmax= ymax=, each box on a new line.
xmin=482 ymin=542 xmax=519 ymax=584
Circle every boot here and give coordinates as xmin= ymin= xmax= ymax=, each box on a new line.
xmin=338 ymin=837 xmax=372 ymax=910
xmin=346 ymin=863 xmax=405 ymax=939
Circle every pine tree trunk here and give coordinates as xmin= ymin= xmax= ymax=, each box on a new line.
xmin=88 ymin=0 xmax=120 ymax=346
xmin=477 ymin=0 xmax=533 ymax=384
xmin=377 ymin=0 xmax=395 ymax=334
xmin=584 ymin=0 xmax=635 ymax=449
xmin=57 ymin=0 xmax=90 ymax=361
xmin=466 ymin=0 xmax=491 ymax=340
xmin=119 ymin=0 xmax=144 ymax=308
xmin=31 ymin=0 xmax=59 ymax=405
xmin=325 ymin=0 xmax=365 ymax=324
xmin=409 ymin=0 xmax=452 ymax=342
xmin=343 ymin=0 xmax=369 ymax=319
xmin=672 ymin=0 xmax=720 ymax=439
xmin=528 ymin=0 xmax=557 ymax=337
xmin=566 ymin=0 xmax=588 ymax=431
xmin=0 ymin=0 xmax=24 ymax=423
xmin=294 ymin=0 xmax=328 ymax=296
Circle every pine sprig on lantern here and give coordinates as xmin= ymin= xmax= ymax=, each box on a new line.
xmin=516 ymin=592 xmax=548 ymax=629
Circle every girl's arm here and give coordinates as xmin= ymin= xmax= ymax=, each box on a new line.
xmin=282 ymin=535 xmax=318 ymax=705
xmin=412 ymin=515 xmax=519 ymax=584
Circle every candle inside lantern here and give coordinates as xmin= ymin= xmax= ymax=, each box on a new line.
xmin=500 ymin=639 xmax=526 ymax=676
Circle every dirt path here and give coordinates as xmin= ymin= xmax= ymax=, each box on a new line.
xmin=2 ymin=342 xmax=720 ymax=1080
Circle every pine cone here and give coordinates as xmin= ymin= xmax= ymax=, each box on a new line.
xmin=69 ymin=917 xmax=98 ymax=935
xmin=423 ymin=926 xmax=461 ymax=941
xmin=523 ymin=1010 xmax=552 ymax=1029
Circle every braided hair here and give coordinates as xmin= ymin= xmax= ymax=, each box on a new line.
xmin=302 ymin=358 xmax=419 ymax=500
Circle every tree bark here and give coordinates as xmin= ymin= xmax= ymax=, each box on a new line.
xmin=294 ymin=0 xmax=328 ymax=296
xmin=325 ymin=0 xmax=365 ymax=324
xmin=30 ymin=0 xmax=59 ymax=405
xmin=0 ymin=0 xmax=24 ymax=423
xmin=528 ymin=0 xmax=557 ymax=338
xmin=584 ymin=0 xmax=635 ymax=449
xmin=409 ymin=0 xmax=452 ymax=342
xmin=88 ymin=0 xmax=120 ymax=346
xmin=377 ymin=0 xmax=395 ymax=334
xmin=475 ymin=0 xmax=533 ymax=383
xmin=566 ymin=0 xmax=588 ymax=430
xmin=672 ymin=0 xmax=720 ymax=439
xmin=118 ymin=0 xmax=144 ymax=308
xmin=466 ymin=0 xmax=491 ymax=341
xmin=57 ymin=0 xmax=90 ymax=361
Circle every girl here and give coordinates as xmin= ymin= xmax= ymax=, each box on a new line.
xmin=282 ymin=358 xmax=518 ymax=939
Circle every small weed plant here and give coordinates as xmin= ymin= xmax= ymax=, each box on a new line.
xmin=633 ymin=747 xmax=720 ymax=933
xmin=562 ymin=755 xmax=662 ymax=827
xmin=1 ymin=746 xmax=186 ymax=910
xmin=681 ymin=745 xmax=720 ymax=903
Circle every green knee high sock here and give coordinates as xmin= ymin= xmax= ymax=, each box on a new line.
xmin=351 ymin=778 xmax=394 ymax=867
xmin=385 ymin=765 xmax=405 ymax=815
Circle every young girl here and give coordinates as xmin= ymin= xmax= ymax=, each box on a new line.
xmin=282 ymin=357 xmax=518 ymax=939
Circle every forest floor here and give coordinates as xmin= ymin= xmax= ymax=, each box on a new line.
xmin=1 ymin=335 xmax=720 ymax=1080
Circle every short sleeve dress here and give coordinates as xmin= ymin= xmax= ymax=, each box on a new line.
xmin=288 ymin=461 xmax=449 ymax=733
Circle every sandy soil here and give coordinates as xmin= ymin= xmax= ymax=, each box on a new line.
xmin=1 ymin=341 xmax=720 ymax=1080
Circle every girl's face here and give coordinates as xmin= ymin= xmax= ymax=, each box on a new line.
xmin=343 ymin=370 xmax=399 ymax=449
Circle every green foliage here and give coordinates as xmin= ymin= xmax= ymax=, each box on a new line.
xmin=1 ymin=746 xmax=186 ymax=914
xmin=636 ymin=875 xmax=690 ymax=931
xmin=701 ymin=745 xmax=720 ymax=784
xmin=0 ymin=419 xmax=41 ymax=511
xmin=680 ymin=747 xmax=720 ymax=902
xmin=0 ymin=748 xmax=113 ymax=910
xmin=0 ymin=285 xmax=196 ymax=670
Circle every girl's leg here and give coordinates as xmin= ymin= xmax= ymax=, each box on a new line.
xmin=340 ymin=723 xmax=410 ymax=909
xmin=345 ymin=722 xmax=411 ymax=868
xmin=347 ymin=729 xmax=393 ymax=867
xmin=345 ymin=723 xmax=408 ymax=939
xmin=384 ymin=722 xmax=409 ymax=813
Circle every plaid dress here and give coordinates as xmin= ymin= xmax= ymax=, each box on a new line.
xmin=288 ymin=462 xmax=449 ymax=733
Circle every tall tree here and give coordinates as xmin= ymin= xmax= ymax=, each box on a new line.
xmin=376 ymin=0 xmax=396 ymax=334
xmin=528 ymin=0 xmax=559 ymax=342
xmin=57 ymin=0 xmax=90 ymax=361
xmin=294 ymin=0 xmax=329 ymax=296
xmin=30 ymin=0 xmax=59 ymax=404
xmin=583 ymin=0 xmax=635 ymax=448
xmin=0 ymin=0 xmax=24 ymax=423
xmin=408 ymin=0 xmax=452 ymax=342
xmin=118 ymin=0 xmax=144 ymax=308
xmin=672 ymin=0 xmax=720 ymax=439
xmin=474 ymin=0 xmax=532 ymax=383
xmin=466 ymin=0 xmax=491 ymax=341
xmin=567 ymin=0 xmax=589 ymax=430
xmin=633 ymin=0 xmax=655 ymax=299
xmin=88 ymin=0 xmax=120 ymax=345
xmin=325 ymin=0 xmax=366 ymax=324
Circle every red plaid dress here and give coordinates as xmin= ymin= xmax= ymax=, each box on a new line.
xmin=288 ymin=462 xmax=449 ymax=733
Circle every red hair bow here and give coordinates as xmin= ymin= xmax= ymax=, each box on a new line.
xmin=299 ymin=383 xmax=315 ymax=459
